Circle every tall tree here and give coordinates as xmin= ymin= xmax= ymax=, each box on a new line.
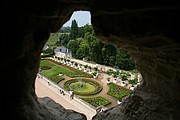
xmin=76 ymin=42 xmax=90 ymax=59
xmin=84 ymin=24 xmax=93 ymax=34
xmin=102 ymin=44 xmax=117 ymax=66
xmin=67 ymin=40 xmax=79 ymax=57
xmin=70 ymin=19 xmax=78 ymax=40
xmin=57 ymin=33 xmax=70 ymax=47
xmin=115 ymin=48 xmax=135 ymax=70
xmin=77 ymin=26 xmax=85 ymax=38
xmin=91 ymin=40 xmax=104 ymax=64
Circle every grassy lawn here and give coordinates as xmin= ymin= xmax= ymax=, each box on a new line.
xmin=40 ymin=60 xmax=67 ymax=83
xmin=64 ymin=79 xmax=103 ymax=96
xmin=42 ymin=66 xmax=72 ymax=78
xmin=81 ymin=96 xmax=111 ymax=107
xmin=40 ymin=60 xmax=93 ymax=83
xmin=41 ymin=67 xmax=65 ymax=83
xmin=45 ymin=59 xmax=93 ymax=78
xmin=46 ymin=33 xmax=61 ymax=46
xmin=107 ymin=83 xmax=132 ymax=100
xmin=70 ymin=82 xmax=96 ymax=93
xmin=40 ymin=60 xmax=56 ymax=67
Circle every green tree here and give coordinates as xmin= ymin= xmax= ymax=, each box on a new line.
xmin=70 ymin=19 xmax=78 ymax=40
xmin=102 ymin=44 xmax=117 ymax=66
xmin=59 ymin=26 xmax=70 ymax=33
xmin=91 ymin=40 xmax=104 ymax=64
xmin=78 ymin=26 xmax=85 ymax=38
xmin=67 ymin=40 xmax=79 ymax=57
xmin=84 ymin=24 xmax=93 ymax=34
xmin=57 ymin=33 xmax=70 ymax=46
xmin=115 ymin=48 xmax=135 ymax=70
xmin=109 ymin=56 xmax=116 ymax=66
xmin=76 ymin=42 xmax=90 ymax=59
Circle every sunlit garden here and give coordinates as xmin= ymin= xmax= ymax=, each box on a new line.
xmin=39 ymin=58 xmax=136 ymax=107
xmin=64 ymin=78 xmax=102 ymax=96
xmin=81 ymin=96 xmax=111 ymax=107
xmin=40 ymin=60 xmax=92 ymax=83
xmin=107 ymin=83 xmax=133 ymax=100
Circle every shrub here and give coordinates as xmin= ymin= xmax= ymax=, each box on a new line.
xmin=50 ymin=75 xmax=65 ymax=84
xmin=81 ymin=96 xmax=111 ymax=107
xmin=41 ymin=66 xmax=52 ymax=70
xmin=128 ymin=77 xmax=138 ymax=85
xmin=107 ymin=83 xmax=132 ymax=99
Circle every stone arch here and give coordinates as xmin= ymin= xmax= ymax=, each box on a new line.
xmin=2 ymin=0 xmax=180 ymax=120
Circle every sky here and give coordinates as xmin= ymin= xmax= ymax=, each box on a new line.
xmin=63 ymin=11 xmax=91 ymax=27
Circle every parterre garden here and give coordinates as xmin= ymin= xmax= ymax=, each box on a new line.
xmin=40 ymin=60 xmax=92 ymax=83
xmin=40 ymin=59 xmax=132 ymax=107
xmin=107 ymin=83 xmax=132 ymax=100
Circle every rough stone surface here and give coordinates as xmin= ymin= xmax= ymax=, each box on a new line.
xmin=37 ymin=97 xmax=87 ymax=120
xmin=2 ymin=0 xmax=180 ymax=120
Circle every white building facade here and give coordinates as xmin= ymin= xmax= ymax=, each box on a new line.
xmin=54 ymin=46 xmax=72 ymax=59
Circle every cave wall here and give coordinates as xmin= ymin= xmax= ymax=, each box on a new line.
xmin=2 ymin=0 xmax=180 ymax=120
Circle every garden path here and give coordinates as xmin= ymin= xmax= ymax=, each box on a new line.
xmin=35 ymin=77 xmax=95 ymax=120
xmin=58 ymin=73 xmax=118 ymax=108
xmin=44 ymin=58 xmax=131 ymax=108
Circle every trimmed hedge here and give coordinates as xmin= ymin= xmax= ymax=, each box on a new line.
xmin=107 ymin=83 xmax=132 ymax=100
xmin=41 ymin=66 xmax=52 ymax=70
xmin=50 ymin=75 xmax=65 ymax=84
xmin=64 ymin=79 xmax=103 ymax=96
xmin=81 ymin=96 xmax=111 ymax=107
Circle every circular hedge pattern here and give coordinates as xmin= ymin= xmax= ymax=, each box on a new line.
xmin=64 ymin=78 xmax=103 ymax=96
xmin=41 ymin=66 xmax=52 ymax=70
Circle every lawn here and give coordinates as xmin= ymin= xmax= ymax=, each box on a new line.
xmin=81 ymin=96 xmax=111 ymax=107
xmin=40 ymin=60 xmax=68 ymax=83
xmin=40 ymin=60 xmax=56 ymax=67
xmin=107 ymin=83 xmax=132 ymax=100
xmin=40 ymin=60 xmax=93 ymax=84
xmin=46 ymin=59 xmax=93 ymax=78
xmin=46 ymin=33 xmax=61 ymax=46
xmin=70 ymin=82 xmax=96 ymax=93
xmin=42 ymin=66 xmax=72 ymax=78
xmin=64 ymin=79 xmax=102 ymax=96
xmin=41 ymin=67 xmax=65 ymax=83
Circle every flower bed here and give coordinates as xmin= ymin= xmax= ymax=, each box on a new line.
xmin=81 ymin=96 xmax=111 ymax=107
xmin=50 ymin=75 xmax=65 ymax=83
xmin=107 ymin=83 xmax=132 ymax=100
xmin=41 ymin=66 xmax=52 ymax=70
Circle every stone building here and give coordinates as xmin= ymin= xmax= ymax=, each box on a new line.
xmin=54 ymin=46 xmax=72 ymax=59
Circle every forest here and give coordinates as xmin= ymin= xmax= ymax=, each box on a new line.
xmin=44 ymin=19 xmax=135 ymax=71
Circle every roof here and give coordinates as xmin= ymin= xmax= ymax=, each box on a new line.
xmin=54 ymin=46 xmax=68 ymax=53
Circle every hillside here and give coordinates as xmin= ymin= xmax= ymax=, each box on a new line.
xmin=46 ymin=33 xmax=61 ymax=46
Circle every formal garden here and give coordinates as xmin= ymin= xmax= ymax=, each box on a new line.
xmin=39 ymin=58 xmax=140 ymax=108
xmin=81 ymin=96 xmax=111 ymax=107
xmin=64 ymin=78 xmax=102 ymax=96
xmin=40 ymin=59 xmax=93 ymax=83
xmin=107 ymin=83 xmax=132 ymax=101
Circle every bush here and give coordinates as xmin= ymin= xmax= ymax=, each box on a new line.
xmin=107 ymin=83 xmax=132 ymax=99
xmin=121 ymin=75 xmax=128 ymax=81
xmin=81 ymin=96 xmax=111 ymax=107
xmin=50 ymin=75 xmax=65 ymax=84
xmin=41 ymin=66 xmax=52 ymax=70
xmin=128 ymin=78 xmax=138 ymax=85
xmin=41 ymin=54 xmax=53 ymax=58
